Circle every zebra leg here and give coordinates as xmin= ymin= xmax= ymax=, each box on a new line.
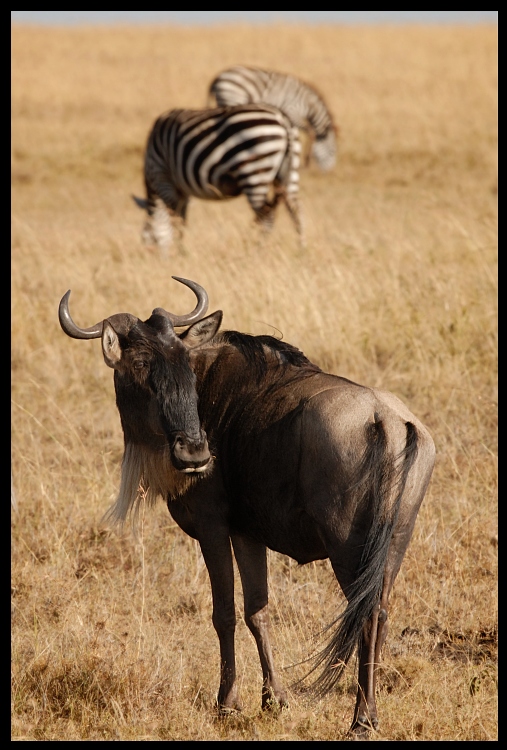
xmin=145 ymin=188 xmax=189 ymax=258
xmin=253 ymin=200 xmax=278 ymax=233
xmin=170 ymin=197 xmax=189 ymax=254
xmin=141 ymin=197 xmax=175 ymax=259
xmin=176 ymin=196 xmax=189 ymax=225
xmin=240 ymin=183 xmax=279 ymax=234
xmin=154 ymin=197 xmax=188 ymax=258
xmin=281 ymin=192 xmax=306 ymax=249
xmin=304 ymin=130 xmax=315 ymax=168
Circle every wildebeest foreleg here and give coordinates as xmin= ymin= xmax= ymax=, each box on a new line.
xmin=199 ymin=534 xmax=242 ymax=712
xmin=231 ymin=535 xmax=288 ymax=710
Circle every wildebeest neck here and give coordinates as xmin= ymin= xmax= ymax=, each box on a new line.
xmin=190 ymin=331 xmax=322 ymax=439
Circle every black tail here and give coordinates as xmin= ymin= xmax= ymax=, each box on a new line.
xmin=305 ymin=418 xmax=419 ymax=697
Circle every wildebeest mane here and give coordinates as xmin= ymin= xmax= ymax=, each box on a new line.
xmin=218 ymin=330 xmax=321 ymax=384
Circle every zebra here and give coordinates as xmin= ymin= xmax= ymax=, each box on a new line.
xmin=133 ymin=104 xmax=304 ymax=256
xmin=208 ymin=65 xmax=337 ymax=172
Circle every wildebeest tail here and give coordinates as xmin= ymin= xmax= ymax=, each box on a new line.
xmin=304 ymin=418 xmax=419 ymax=697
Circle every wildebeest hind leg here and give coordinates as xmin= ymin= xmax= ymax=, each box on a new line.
xmin=231 ymin=535 xmax=288 ymax=710
xmin=350 ymin=586 xmax=391 ymax=736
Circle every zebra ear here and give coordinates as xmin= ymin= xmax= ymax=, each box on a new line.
xmin=132 ymin=194 xmax=150 ymax=211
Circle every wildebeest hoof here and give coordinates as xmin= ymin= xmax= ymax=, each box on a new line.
xmin=348 ymin=727 xmax=371 ymax=741
xmin=262 ymin=695 xmax=289 ymax=713
xmin=217 ymin=704 xmax=243 ymax=716
xmin=348 ymin=716 xmax=378 ymax=740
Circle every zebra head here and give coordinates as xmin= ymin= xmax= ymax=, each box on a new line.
xmin=311 ymin=126 xmax=338 ymax=172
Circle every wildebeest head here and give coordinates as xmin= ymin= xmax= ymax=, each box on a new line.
xmin=59 ymin=277 xmax=222 ymax=474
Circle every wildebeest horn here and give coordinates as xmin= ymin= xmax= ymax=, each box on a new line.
xmin=152 ymin=276 xmax=209 ymax=327
xmin=58 ymin=290 xmax=103 ymax=339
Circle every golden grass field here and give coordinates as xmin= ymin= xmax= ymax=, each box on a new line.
xmin=11 ymin=22 xmax=497 ymax=740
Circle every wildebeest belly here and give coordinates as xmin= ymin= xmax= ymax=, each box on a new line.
xmin=230 ymin=494 xmax=328 ymax=564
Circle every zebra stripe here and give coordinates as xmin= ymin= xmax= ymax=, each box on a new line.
xmin=208 ymin=66 xmax=337 ymax=171
xmin=134 ymin=104 xmax=304 ymax=255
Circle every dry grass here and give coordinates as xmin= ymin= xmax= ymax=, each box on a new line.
xmin=11 ymin=22 xmax=497 ymax=740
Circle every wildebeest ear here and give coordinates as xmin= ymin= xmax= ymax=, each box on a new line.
xmin=102 ymin=322 xmax=123 ymax=368
xmin=132 ymin=194 xmax=149 ymax=211
xmin=180 ymin=311 xmax=223 ymax=349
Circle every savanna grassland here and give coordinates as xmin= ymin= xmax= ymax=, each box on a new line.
xmin=11 ymin=23 xmax=497 ymax=741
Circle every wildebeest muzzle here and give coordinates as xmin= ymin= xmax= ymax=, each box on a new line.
xmin=170 ymin=430 xmax=211 ymax=473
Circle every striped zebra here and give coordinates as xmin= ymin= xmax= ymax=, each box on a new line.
xmin=133 ymin=104 xmax=304 ymax=255
xmin=208 ymin=65 xmax=337 ymax=172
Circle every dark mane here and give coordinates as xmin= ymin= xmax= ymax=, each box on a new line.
xmin=218 ymin=330 xmax=322 ymax=383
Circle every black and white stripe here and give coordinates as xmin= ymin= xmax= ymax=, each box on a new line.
xmin=133 ymin=104 xmax=304 ymax=254
xmin=208 ymin=66 xmax=337 ymax=171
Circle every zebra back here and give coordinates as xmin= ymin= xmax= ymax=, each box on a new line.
xmin=208 ymin=66 xmax=337 ymax=171
xmin=144 ymin=104 xmax=299 ymax=201
xmin=135 ymin=103 xmax=304 ymax=252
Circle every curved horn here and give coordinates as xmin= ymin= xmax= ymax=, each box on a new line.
xmin=152 ymin=276 xmax=209 ymax=327
xmin=59 ymin=290 xmax=103 ymax=339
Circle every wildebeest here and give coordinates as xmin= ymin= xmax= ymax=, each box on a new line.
xmin=59 ymin=277 xmax=435 ymax=736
